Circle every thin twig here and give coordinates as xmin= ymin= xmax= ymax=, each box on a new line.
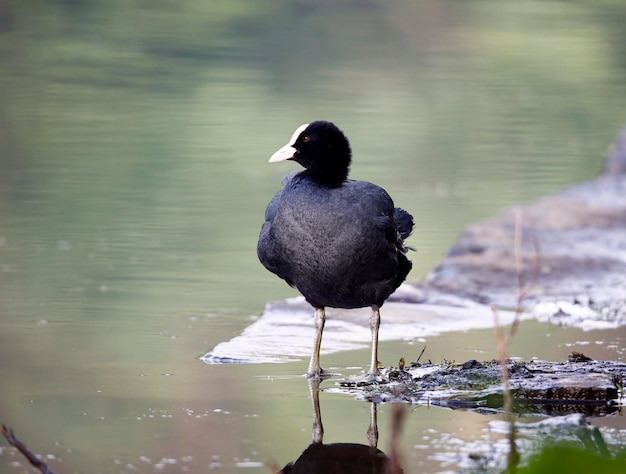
xmin=492 ymin=305 xmax=518 ymax=471
xmin=415 ymin=346 xmax=427 ymax=364
xmin=1 ymin=425 xmax=56 ymax=474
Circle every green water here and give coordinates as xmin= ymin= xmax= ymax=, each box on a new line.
xmin=1 ymin=1 xmax=625 ymax=472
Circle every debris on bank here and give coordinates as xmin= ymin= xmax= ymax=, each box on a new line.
xmin=331 ymin=356 xmax=626 ymax=417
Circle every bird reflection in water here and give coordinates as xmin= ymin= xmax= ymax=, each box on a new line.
xmin=277 ymin=379 xmax=404 ymax=474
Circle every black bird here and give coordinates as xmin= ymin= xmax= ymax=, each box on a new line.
xmin=257 ymin=121 xmax=413 ymax=380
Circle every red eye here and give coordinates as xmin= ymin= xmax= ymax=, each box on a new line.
xmin=302 ymin=136 xmax=310 ymax=143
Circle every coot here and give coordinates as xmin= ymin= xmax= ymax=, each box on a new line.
xmin=257 ymin=121 xmax=413 ymax=380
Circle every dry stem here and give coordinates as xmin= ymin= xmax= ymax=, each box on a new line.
xmin=492 ymin=209 xmax=541 ymax=472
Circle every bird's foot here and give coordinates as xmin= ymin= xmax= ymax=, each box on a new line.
xmin=358 ymin=371 xmax=385 ymax=386
xmin=339 ymin=371 xmax=386 ymax=387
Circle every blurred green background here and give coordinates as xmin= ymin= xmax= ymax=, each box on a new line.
xmin=1 ymin=1 xmax=625 ymax=472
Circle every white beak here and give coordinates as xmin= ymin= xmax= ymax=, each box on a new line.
xmin=269 ymin=144 xmax=296 ymax=163
xmin=268 ymin=123 xmax=309 ymax=163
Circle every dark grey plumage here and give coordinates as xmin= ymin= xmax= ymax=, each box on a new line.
xmin=257 ymin=121 xmax=413 ymax=379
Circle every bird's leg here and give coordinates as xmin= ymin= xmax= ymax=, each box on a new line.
xmin=362 ymin=306 xmax=383 ymax=383
xmin=366 ymin=401 xmax=379 ymax=448
xmin=369 ymin=307 xmax=380 ymax=375
xmin=306 ymin=307 xmax=326 ymax=378
xmin=308 ymin=378 xmax=324 ymax=444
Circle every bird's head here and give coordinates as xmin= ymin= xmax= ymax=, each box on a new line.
xmin=269 ymin=121 xmax=352 ymax=187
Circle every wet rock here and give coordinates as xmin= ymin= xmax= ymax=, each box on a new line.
xmin=418 ymin=129 xmax=626 ymax=326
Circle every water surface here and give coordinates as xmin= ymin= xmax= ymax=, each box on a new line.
xmin=1 ymin=1 xmax=626 ymax=472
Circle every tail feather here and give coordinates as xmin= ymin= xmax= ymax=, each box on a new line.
xmin=394 ymin=207 xmax=414 ymax=241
